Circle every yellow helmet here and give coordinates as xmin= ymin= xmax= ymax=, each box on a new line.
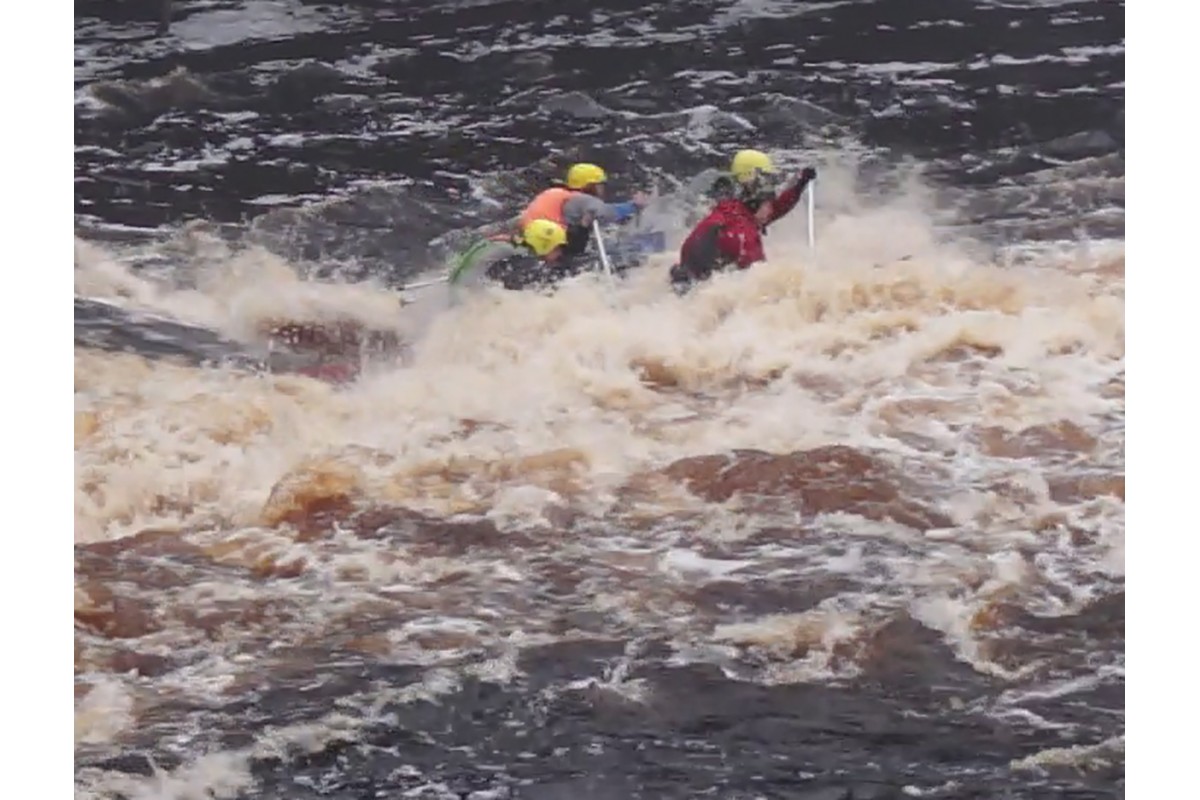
xmin=730 ymin=149 xmax=775 ymax=184
xmin=522 ymin=218 xmax=568 ymax=256
xmin=566 ymin=163 xmax=607 ymax=190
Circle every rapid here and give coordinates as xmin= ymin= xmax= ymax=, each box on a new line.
xmin=74 ymin=1 xmax=1125 ymax=798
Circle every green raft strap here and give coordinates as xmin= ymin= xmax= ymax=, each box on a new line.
xmin=448 ymin=239 xmax=492 ymax=285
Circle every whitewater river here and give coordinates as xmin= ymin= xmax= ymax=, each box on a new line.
xmin=74 ymin=1 xmax=1124 ymax=798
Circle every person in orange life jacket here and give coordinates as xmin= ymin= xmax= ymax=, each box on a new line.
xmin=518 ymin=162 xmax=649 ymax=260
xmin=669 ymin=149 xmax=816 ymax=295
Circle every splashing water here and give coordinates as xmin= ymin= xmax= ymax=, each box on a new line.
xmin=75 ymin=156 xmax=1123 ymax=797
xmin=75 ymin=1 xmax=1123 ymax=796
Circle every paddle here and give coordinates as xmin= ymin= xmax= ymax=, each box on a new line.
xmin=398 ymin=237 xmax=488 ymax=297
xmin=591 ymin=220 xmax=618 ymax=289
xmin=401 ymin=276 xmax=449 ymax=291
xmin=806 ymin=178 xmax=816 ymax=251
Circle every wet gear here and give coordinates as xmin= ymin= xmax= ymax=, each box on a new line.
xmin=692 ymin=151 xmax=785 ymax=221
xmin=566 ymin=162 xmax=607 ymax=190
xmin=518 ymin=186 xmax=640 ymax=258
xmin=730 ymin=149 xmax=776 ymax=185
xmin=486 ymin=251 xmax=594 ymax=291
xmin=518 ymin=187 xmax=573 ymax=229
xmin=522 ymin=218 xmax=568 ymax=256
xmin=669 ymin=168 xmax=816 ymax=294
xmin=449 ymin=220 xmax=576 ymax=292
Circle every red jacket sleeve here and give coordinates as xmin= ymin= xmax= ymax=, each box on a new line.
xmin=765 ymin=182 xmax=804 ymax=225
xmin=716 ymin=215 xmax=765 ymax=269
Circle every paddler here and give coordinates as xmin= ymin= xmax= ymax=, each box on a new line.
xmin=448 ymin=218 xmax=573 ymax=291
xmin=668 ymin=149 xmax=816 ymax=294
xmin=517 ymin=162 xmax=650 ymax=260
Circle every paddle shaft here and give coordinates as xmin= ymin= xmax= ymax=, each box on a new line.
xmin=592 ymin=220 xmax=617 ymax=287
xmin=806 ymin=180 xmax=815 ymax=250
xmin=402 ymin=276 xmax=449 ymax=291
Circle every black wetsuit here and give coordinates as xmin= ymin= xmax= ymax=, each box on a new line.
xmin=485 ymin=252 xmax=594 ymax=291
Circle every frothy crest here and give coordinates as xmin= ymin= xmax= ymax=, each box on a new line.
xmin=74 ymin=161 xmax=1122 ymax=546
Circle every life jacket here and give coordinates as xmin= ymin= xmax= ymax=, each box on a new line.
xmin=518 ymin=187 xmax=576 ymax=228
xmin=677 ymin=199 xmax=765 ymax=280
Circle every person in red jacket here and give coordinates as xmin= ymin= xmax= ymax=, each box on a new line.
xmin=669 ymin=150 xmax=816 ymax=294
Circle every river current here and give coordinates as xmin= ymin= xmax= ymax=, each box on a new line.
xmin=74 ymin=2 xmax=1124 ymax=798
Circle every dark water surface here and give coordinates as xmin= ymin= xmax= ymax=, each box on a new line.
xmin=74 ymin=2 xmax=1124 ymax=798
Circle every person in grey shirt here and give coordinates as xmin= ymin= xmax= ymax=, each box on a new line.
xmin=516 ymin=162 xmax=648 ymax=259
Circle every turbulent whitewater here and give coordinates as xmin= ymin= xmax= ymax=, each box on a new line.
xmin=74 ymin=1 xmax=1124 ymax=798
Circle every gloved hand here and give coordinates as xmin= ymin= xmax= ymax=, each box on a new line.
xmin=800 ymin=166 xmax=817 ymax=182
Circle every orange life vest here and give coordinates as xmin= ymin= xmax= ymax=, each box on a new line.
xmin=518 ymin=187 xmax=575 ymax=228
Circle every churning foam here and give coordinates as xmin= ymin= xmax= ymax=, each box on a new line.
xmin=74 ymin=162 xmax=1123 ymax=545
